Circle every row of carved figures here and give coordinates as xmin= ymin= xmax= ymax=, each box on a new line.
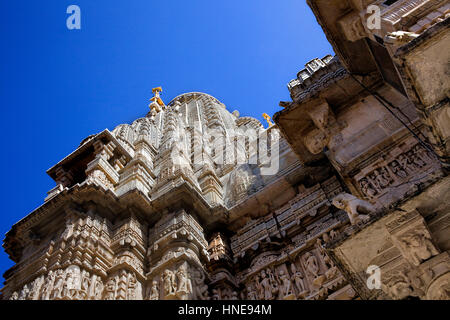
xmin=245 ymin=247 xmax=338 ymax=300
xmin=358 ymin=144 xmax=433 ymax=198
xmin=9 ymin=266 xmax=140 ymax=300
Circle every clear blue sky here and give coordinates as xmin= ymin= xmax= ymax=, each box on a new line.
xmin=0 ymin=0 xmax=333 ymax=283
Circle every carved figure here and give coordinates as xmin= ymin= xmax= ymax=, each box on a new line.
xmin=211 ymin=289 xmax=220 ymax=300
xmin=162 ymin=269 xmax=177 ymax=296
xmin=407 ymin=150 xmax=426 ymax=168
xmin=19 ymin=284 xmax=30 ymax=300
xmin=360 ymin=178 xmax=377 ymax=197
xmin=247 ymin=285 xmax=258 ymax=300
xmin=193 ymin=269 xmax=209 ymax=300
xmin=93 ymin=277 xmax=103 ymax=300
xmin=81 ymin=270 xmax=91 ymax=298
xmin=259 ymin=269 xmax=273 ymax=300
xmin=278 ymin=269 xmax=293 ymax=298
xmin=127 ymin=272 xmax=137 ymax=300
xmin=332 ymin=193 xmax=374 ymax=225
xmin=399 ymin=231 xmax=439 ymax=266
xmin=304 ymin=252 xmax=320 ymax=278
xmin=148 ymin=280 xmax=160 ymax=300
xmin=104 ymin=278 xmax=116 ymax=300
xmin=176 ymin=264 xmax=192 ymax=295
xmin=9 ymin=291 xmax=19 ymax=300
xmin=291 ymin=264 xmax=306 ymax=293
xmin=385 ymin=31 xmax=419 ymax=46
xmin=398 ymin=154 xmax=415 ymax=172
xmin=390 ymin=160 xmax=407 ymax=179
xmin=51 ymin=270 xmax=64 ymax=299
xmin=383 ymin=272 xmax=415 ymax=300
xmin=373 ymin=169 xmax=390 ymax=189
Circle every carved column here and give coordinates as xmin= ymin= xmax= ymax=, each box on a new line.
xmin=146 ymin=210 xmax=210 ymax=300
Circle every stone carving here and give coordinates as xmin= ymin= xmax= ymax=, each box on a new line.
xmin=127 ymin=272 xmax=137 ymax=300
xmin=51 ymin=270 xmax=65 ymax=299
xmin=279 ymin=269 xmax=295 ymax=299
xmin=356 ymin=144 xmax=434 ymax=199
xmin=332 ymin=193 xmax=374 ymax=225
xmin=162 ymin=269 xmax=177 ymax=298
xmin=427 ymin=275 xmax=450 ymax=300
xmin=246 ymin=284 xmax=258 ymax=300
xmin=104 ymin=278 xmax=116 ymax=300
xmin=18 ymin=284 xmax=30 ymax=300
xmin=382 ymin=271 xmax=416 ymax=300
xmin=396 ymin=230 xmax=439 ymax=266
xmin=80 ymin=270 xmax=91 ymax=299
xmin=93 ymin=276 xmax=103 ymax=300
xmin=321 ymin=250 xmax=338 ymax=280
xmin=389 ymin=160 xmax=408 ymax=179
xmin=147 ymin=280 xmax=160 ymax=300
xmin=211 ymin=289 xmax=220 ymax=300
xmin=192 ymin=269 xmax=209 ymax=300
xmin=9 ymin=291 xmax=18 ymax=300
xmin=359 ymin=178 xmax=378 ymax=198
xmin=175 ymin=264 xmax=192 ymax=298
xmin=303 ymin=252 xmax=325 ymax=286
xmin=259 ymin=269 xmax=274 ymax=300
xmin=387 ymin=210 xmax=440 ymax=267
xmin=385 ymin=31 xmax=419 ymax=46
xmin=304 ymin=128 xmax=328 ymax=155
xmin=291 ymin=264 xmax=306 ymax=296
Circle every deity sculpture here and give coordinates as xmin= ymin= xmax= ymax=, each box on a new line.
xmin=81 ymin=270 xmax=91 ymax=298
xmin=360 ymin=178 xmax=377 ymax=198
xmin=192 ymin=269 xmax=209 ymax=300
xmin=278 ymin=269 xmax=294 ymax=298
xmin=18 ymin=284 xmax=30 ymax=300
xmin=246 ymin=285 xmax=258 ymax=300
xmin=398 ymin=154 xmax=415 ymax=172
xmin=162 ymin=269 xmax=177 ymax=297
xmin=104 ymin=278 xmax=116 ymax=300
xmin=413 ymin=145 xmax=432 ymax=162
xmin=51 ymin=270 xmax=64 ymax=299
xmin=373 ymin=169 xmax=390 ymax=189
xmin=127 ymin=272 xmax=137 ymax=300
xmin=211 ymin=289 xmax=220 ymax=300
xmin=407 ymin=150 xmax=426 ymax=168
xmin=176 ymin=264 xmax=192 ymax=296
xmin=291 ymin=264 xmax=306 ymax=294
xmin=390 ymin=160 xmax=407 ymax=179
xmin=9 ymin=291 xmax=19 ymax=300
xmin=304 ymin=252 xmax=320 ymax=279
xmin=383 ymin=272 xmax=415 ymax=300
xmin=93 ymin=277 xmax=103 ymax=300
xmin=259 ymin=269 xmax=273 ymax=300
xmin=148 ymin=280 xmax=160 ymax=300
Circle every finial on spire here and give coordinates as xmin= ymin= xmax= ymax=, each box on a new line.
xmin=262 ymin=113 xmax=274 ymax=127
xmin=149 ymin=87 xmax=165 ymax=113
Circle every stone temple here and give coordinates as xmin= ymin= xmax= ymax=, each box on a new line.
xmin=2 ymin=0 xmax=450 ymax=300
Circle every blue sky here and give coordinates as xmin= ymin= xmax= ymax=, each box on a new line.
xmin=0 ymin=0 xmax=333 ymax=283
